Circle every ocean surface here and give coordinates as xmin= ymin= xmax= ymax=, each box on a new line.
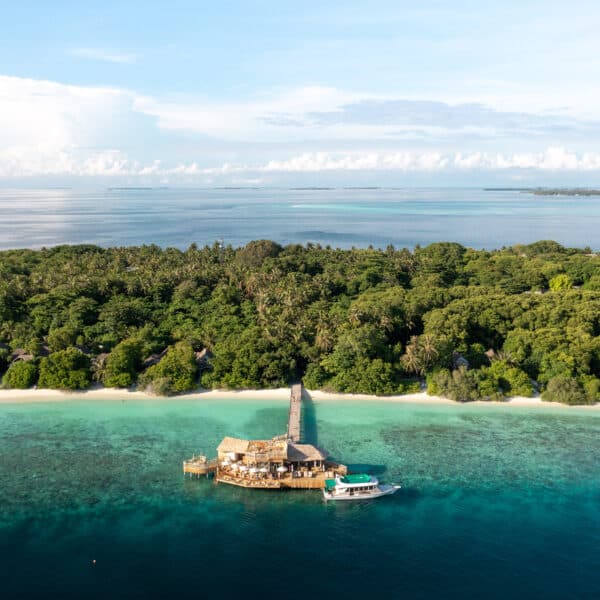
xmin=1 ymin=187 xmax=599 ymax=250
xmin=1 ymin=397 xmax=599 ymax=599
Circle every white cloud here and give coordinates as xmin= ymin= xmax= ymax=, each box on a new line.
xmin=71 ymin=47 xmax=141 ymax=64
xmin=1 ymin=74 xmax=600 ymax=180
xmin=252 ymin=152 xmax=449 ymax=172
xmin=202 ymin=148 xmax=600 ymax=174
xmin=133 ymin=85 xmax=361 ymax=141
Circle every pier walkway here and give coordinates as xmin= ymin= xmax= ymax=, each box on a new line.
xmin=287 ymin=383 xmax=302 ymax=442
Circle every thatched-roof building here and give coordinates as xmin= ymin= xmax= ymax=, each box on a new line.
xmin=10 ymin=348 xmax=34 ymax=362
xmin=217 ymin=437 xmax=250 ymax=455
xmin=217 ymin=435 xmax=327 ymax=468
xmin=287 ymin=443 xmax=328 ymax=463
xmin=194 ymin=348 xmax=213 ymax=367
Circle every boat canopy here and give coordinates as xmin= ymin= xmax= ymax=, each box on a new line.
xmin=325 ymin=479 xmax=337 ymax=492
xmin=341 ymin=474 xmax=372 ymax=484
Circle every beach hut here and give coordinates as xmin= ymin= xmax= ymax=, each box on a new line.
xmin=287 ymin=443 xmax=328 ymax=470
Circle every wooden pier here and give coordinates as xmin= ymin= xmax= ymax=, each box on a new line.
xmin=287 ymin=383 xmax=302 ymax=442
xmin=183 ymin=383 xmax=348 ymax=489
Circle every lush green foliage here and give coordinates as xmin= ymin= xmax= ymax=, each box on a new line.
xmin=0 ymin=240 xmax=599 ymax=403
xmin=2 ymin=360 xmax=38 ymax=389
xmin=38 ymin=349 xmax=91 ymax=390
xmin=103 ymin=339 xmax=143 ymax=387
xmin=139 ymin=342 xmax=198 ymax=395
xmin=542 ymin=376 xmax=590 ymax=405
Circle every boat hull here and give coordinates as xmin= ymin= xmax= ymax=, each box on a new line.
xmin=323 ymin=484 xmax=400 ymax=501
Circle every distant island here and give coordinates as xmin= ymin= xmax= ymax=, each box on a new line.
xmin=0 ymin=239 xmax=599 ymax=405
xmin=485 ymin=187 xmax=600 ymax=196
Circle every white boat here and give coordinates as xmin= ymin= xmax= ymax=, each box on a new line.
xmin=323 ymin=473 xmax=400 ymax=501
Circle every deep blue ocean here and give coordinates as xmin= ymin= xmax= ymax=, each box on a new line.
xmin=1 ymin=398 xmax=599 ymax=600
xmin=0 ymin=187 xmax=599 ymax=250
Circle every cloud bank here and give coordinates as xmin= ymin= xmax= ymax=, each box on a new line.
xmin=1 ymin=74 xmax=600 ymax=182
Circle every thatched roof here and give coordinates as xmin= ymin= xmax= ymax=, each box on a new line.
xmin=217 ymin=437 xmax=250 ymax=454
xmin=287 ymin=443 xmax=328 ymax=462
xmin=217 ymin=437 xmax=328 ymax=463
xmin=10 ymin=348 xmax=34 ymax=362
xmin=195 ymin=348 xmax=213 ymax=365
xmin=247 ymin=438 xmax=288 ymax=462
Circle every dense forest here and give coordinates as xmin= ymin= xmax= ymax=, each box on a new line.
xmin=1 ymin=239 xmax=599 ymax=404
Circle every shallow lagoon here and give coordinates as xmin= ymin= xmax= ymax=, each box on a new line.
xmin=1 ymin=398 xmax=599 ymax=599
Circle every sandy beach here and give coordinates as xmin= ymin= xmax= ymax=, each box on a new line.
xmin=0 ymin=385 xmax=597 ymax=408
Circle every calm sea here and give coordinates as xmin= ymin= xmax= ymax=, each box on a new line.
xmin=0 ymin=187 xmax=599 ymax=250
xmin=1 ymin=398 xmax=599 ymax=599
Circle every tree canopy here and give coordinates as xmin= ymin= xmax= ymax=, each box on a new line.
xmin=0 ymin=239 xmax=598 ymax=403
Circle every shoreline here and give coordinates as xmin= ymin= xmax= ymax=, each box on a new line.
xmin=0 ymin=385 xmax=597 ymax=409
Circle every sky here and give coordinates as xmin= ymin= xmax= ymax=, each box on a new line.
xmin=1 ymin=0 xmax=600 ymax=186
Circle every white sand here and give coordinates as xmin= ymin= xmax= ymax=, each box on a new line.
xmin=0 ymin=385 xmax=597 ymax=408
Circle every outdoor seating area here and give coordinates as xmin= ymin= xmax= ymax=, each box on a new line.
xmin=214 ymin=435 xmax=345 ymax=490
xmin=217 ymin=471 xmax=282 ymax=488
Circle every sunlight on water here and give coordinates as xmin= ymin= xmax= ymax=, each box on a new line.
xmin=1 ymin=188 xmax=599 ymax=250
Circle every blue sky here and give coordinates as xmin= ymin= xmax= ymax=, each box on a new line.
xmin=1 ymin=1 xmax=600 ymax=185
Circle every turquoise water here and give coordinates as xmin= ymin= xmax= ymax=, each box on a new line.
xmin=1 ymin=398 xmax=599 ymax=599
xmin=1 ymin=187 xmax=599 ymax=250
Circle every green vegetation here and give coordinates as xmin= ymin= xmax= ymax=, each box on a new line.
xmin=38 ymin=348 xmax=91 ymax=390
xmin=103 ymin=339 xmax=143 ymax=387
xmin=0 ymin=239 xmax=598 ymax=403
xmin=139 ymin=341 xmax=198 ymax=395
xmin=2 ymin=360 xmax=38 ymax=389
xmin=531 ymin=188 xmax=600 ymax=196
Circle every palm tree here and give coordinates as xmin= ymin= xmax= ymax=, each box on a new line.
xmin=419 ymin=334 xmax=439 ymax=366
xmin=401 ymin=337 xmax=424 ymax=376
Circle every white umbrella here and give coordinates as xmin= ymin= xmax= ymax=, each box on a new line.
xmin=249 ymin=467 xmax=258 ymax=473
xmin=230 ymin=463 xmax=239 ymax=470
xmin=277 ymin=466 xmax=288 ymax=473
xmin=259 ymin=467 xmax=268 ymax=473
xmin=221 ymin=460 xmax=230 ymax=466
xmin=238 ymin=465 xmax=248 ymax=472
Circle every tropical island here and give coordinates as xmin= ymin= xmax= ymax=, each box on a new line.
xmin=0 ymin=239 xmax=599 ymax=405
xmin=530 ymin=188 xmax=600 ymax=196
xmin=485 ymin=187 xmax=600 ymax=196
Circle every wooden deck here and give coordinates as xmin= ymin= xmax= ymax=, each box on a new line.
xmin=183 ymin=457 xmax=218 ymax=477
xmin=287 ymin=383 xmax=302 ymax=442
xmin=216 ymin=472 xmax=282 ymax=488
xmin=282 ymin=475 xmax=327 ymax=489
xmin=216 ymin=470 xmax=334 ymax=490
xmin=216 ymin=463 xmax=346 ymax=490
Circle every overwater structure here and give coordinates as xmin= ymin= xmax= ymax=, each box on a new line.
xmin=183 ymin=384 xmax=347 ymax=489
